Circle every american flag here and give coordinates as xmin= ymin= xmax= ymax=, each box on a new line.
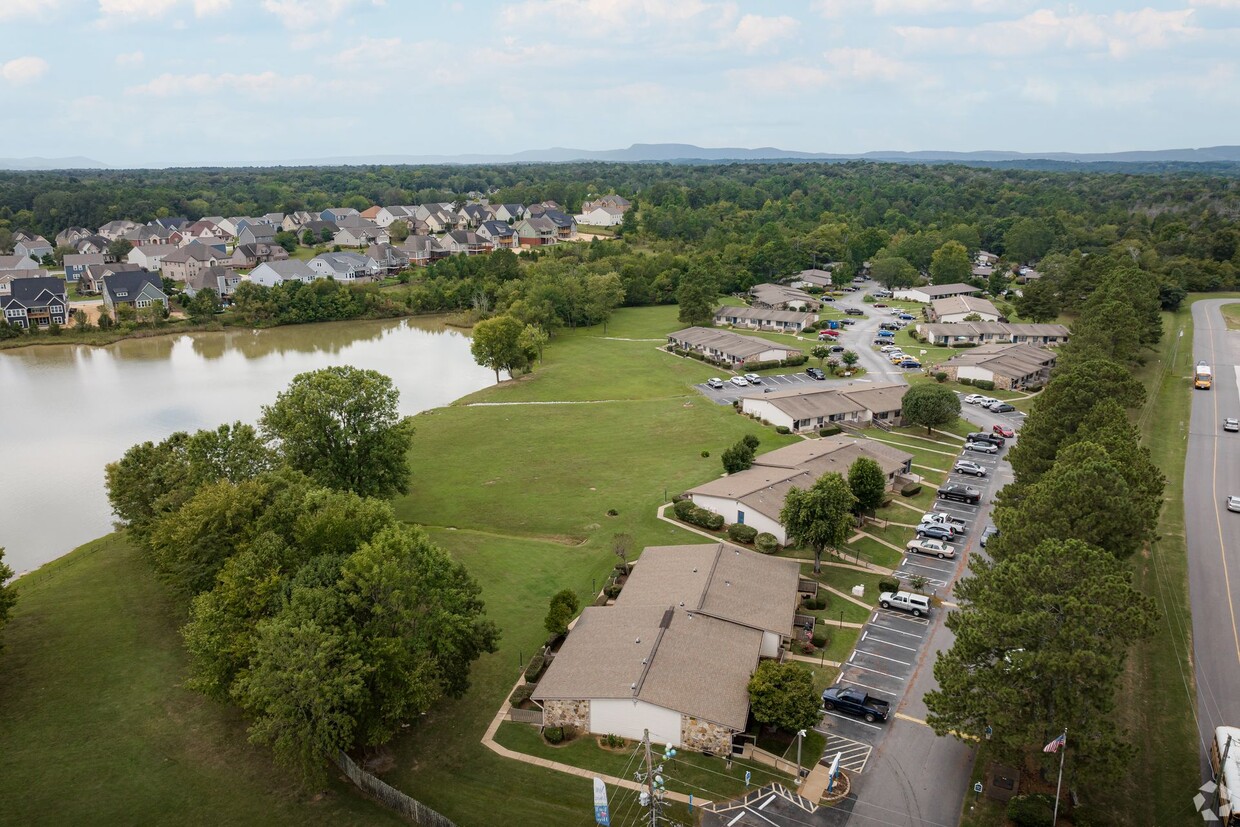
xmin=1043 ymin=732 xmax=1067 ymax=753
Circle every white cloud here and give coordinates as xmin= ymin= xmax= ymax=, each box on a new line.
xmin=1020 ymin=77 xmax=1058 ymax=105
xmin=822 ymin=47 xmax=918 ymax=83
xmin=726 ymin=60 xmax=829 ymax=96
xmin=1189 ymin=0 xmax=1240 ymax=7
xmin=332 ymin=36 xmax=403 ymax=66
xmin=814 ymin=0 xmax=1027 ymax=16
xmin=126 ymin=71 xmax=312 ymax=100
xmin=0 ymin=0 xmax=62 ymax=21
xmin=499 ymin=0 xmax=713 ymax=39
xmin=2 ymin=56 xmax=49 ymax=84
xmin=261 ymin=0 xmax=384 ymax=30
xmin=115 ymin=51 xmax=144 ymax=66
xmin=193 ymin=0 xmax=231 ymax=15
xmin=99 ymin=0 xmax=178 ymax=16
xmin=896 ymin=8 xmax=1200 ymax=58
xmin=723 ymin=14 xmax=798 ymax=53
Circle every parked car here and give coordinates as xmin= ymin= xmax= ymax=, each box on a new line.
xmin=818 ymin=329 xmax=840 ymax=339
xmin=840 ymin=318 xmax=857 ymax=325
xmin=830 ymin=345 xmax=845 ymax=353
xmin=707 ymin=378 xmax=725 ymax=389
xmin=923 ymin=512 xmax=968 ymax=532
xmin=907 ymin=538 xmax=956 ymax=559
xmin=937 ymin=483 xmax=981 ymax=504
xmin=821 ymin=685 xmax=890 ymax=723
xmin=965 ymin=440 xmax=999 ymax=454
xmin=967 ymin=432 xmax=1005 ymax=448
xmin=980 ymin=525 xmax=998 ymax=548
xmin=845 ymin=308 xmax=865 ymax=316
xmin=1225 ymin=418 xmax=1239 ymax=432
xmin=992 ymin=424 xmax=1015 ymax=438
xmin=729 ymin=376 xmax=749 ymax=387
xmin=744 ymin=373 xmax=762 ymax=384
xmin=915 ymin=523 xmax=957 ymax=541
xmin=806 ymin=367 xmax=826 ymax=380
xmin=899 ymin=359 xmax=922 ymax=369
xmin=873 ymin=339 xmax=891 ymax=347
xmin=989 ymin=402 xmax=1016 ymax=413
xmin=880 ymin=590 xmax=931 ymax=617
xmin=963 ymin=394 xmax=987 ymax=405
xmin=953 ymin=459 xmax=987 ymax=477
xmin=1228 ymin=496 xmax=1240 ymax=513
xmin=898 ymin=313 xmax=916 ymax=321
xmin=879 ymin=322 xmax=900 ymax=331
xmin=976 ymin=396 xmax=999 ymax=408
xmin=877 ymin=331 xmax=895 ymax=339
xmin=821 ymin=296 xmax=835 ymax=302
xmin=874 ymin=302 xmax=889 ymax=308
xmin=880 ymin=344 xmax=901 ymax=353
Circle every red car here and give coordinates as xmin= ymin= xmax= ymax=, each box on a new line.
xmin=992 ymin=424 xmax=1015 ymax=438
xmin=818 ymin=329 xmax=840 ymax=339
xmin=874 ymin=303 xmax=889 ymax=308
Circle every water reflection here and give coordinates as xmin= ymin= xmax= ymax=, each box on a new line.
xmin=0 ymin=317 xmax=494 ymax=575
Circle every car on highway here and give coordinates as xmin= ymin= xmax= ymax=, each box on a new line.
xmin=1229 ymin=496 xmax=1240 ymax=513
xmin=806 ymin=367 xmax=826 ymax=380
xmin=880 ymin=590 xmax=931 ymax=617
xmin=744 ymin=373 xmax=762 ymax=384
xmin=953 ymin=459 xmax=987 ymax=477
xmin=729 ymin=376 xmax=748 ymax=387
xmin=707 ymin=378 xmax=725 ymax=389
xmin=992 ymin=424 xmax=1015 ymax=438
xmin=965 ymin=440 xmax=1000 ymax=454
xmin=938 ymin=483 xmax=982 ymax=504
xmin=963 ymin=394 xmax=987 ymax=404
xmin=907 ymin=538 xmax=956 ymax=559
xmin=821 ymin=685 xmax=890 ymax=723
xmin=915 ymin=523 xmax=957 ymax=541
xmin=898 ymin=359 xmax=922 ymax=369
xmin=1225 ymin=418 xmax=1239 ymax=432
xmin=988 ymin=402 xmax=1017 ymax=413
xmin=845 ymin=308 xmax=865 ymax=316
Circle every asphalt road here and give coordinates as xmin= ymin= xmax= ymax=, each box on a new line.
xmin=1186 ymin=300 xmax=1240 ymax=772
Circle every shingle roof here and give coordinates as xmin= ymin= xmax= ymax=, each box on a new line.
xmin=714 ymin=305 xmax=815 ymax=325
xmin=918 ymin=321 xmax=1070 ymax=341
xmin=3 ymin=276 xmax=66 ymax=307
xmin=939 ymin=343 xmax=1057 ymax=379
xmin=751 ymin=435 xmax=913 ymax=478
xmin=906 ymin=282 xmax=979 ymax=299
xmin=63 ymin=254 xmax=104 ymax=267
xmin=103 ymin=270 xmax=164 ymax=300
xmin=749 ymin=283 xmax=821 ymax=308
xmin=932 ymin=295 xmax=999 ymax=318
xmin=668 ymin=327 xmax=801 ymax=360
xmin=162 ymin=242 xmax=220 ymax=263
xmin=255 ymin=259 xmax=315 ymax=279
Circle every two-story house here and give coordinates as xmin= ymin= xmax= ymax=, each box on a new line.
xmin=101 ymin=271 xmax=169 ymax=319
xmin=160 ymin=242 xmax=224 ymax=283
xmin=1 ymin=276 xmax=68 ymax=329
xmin=309 ymin=252 xmax=380 ymax=283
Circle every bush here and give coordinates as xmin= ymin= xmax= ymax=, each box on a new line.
xmin=973 ymin=379 xmax=996 ymax=391
xmin=606 ymin=508 xmax=618 ymax=516
xmin=782 ymin=354 xmax=808 ymax=366
xmin=958 ymin=377 xmax=973 ymax=385
xmin=604 ymin=733 xmax=625 ymax=748
xmin=934 ymin=371 xmax=948 ymax=382
xmin=950 ymin=341 xmax=978 ymax=348
xmin=1006 ymin=794 xmax=1055 ymax=827
xmin=755 ymin=533 xmax=779 ymax=554
xmin=701 ymin=450 xmax=710 ymax=457
xmin=603 ymin=583 xmax=622 ymax=599
xmin=727 ymin=523 xmax=758 ymax=544
xmin=878 ymin=577 xmax=901 ymax=594
xmin=862 ymin=294 xmax=876 ymax=303
xmin=673 ymin=499 xmax=697 ymax=520
xmin=775 ymin=426 xmax=791 ymax=434
xmin=509 ymin=684 xmax=534 ymax=706
xmin=695 ymin=508 xmax=725 ymax=530
xmin=524 ymin=653 xmax=546 ymax=682
xmin=544 ymin=726 xmax=565 ymax=745
xmin=818 ymin=425 xmax=842 ymax=437
xmin=812 ymin=629 xmax=830 ymax=647
xmin=805 ymin=594 xmax=827 ymax=610
xmin=900 ymin=482 xmax=922 ymax=496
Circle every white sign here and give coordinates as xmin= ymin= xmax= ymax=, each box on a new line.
xmin=593 ymin=777 xmax=610 ymax=825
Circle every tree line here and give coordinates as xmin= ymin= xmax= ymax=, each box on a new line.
xmin=104 ymin=367 xmax=498 ymax=783
xmin=925 ymin=254 xmax=1165 ymax=788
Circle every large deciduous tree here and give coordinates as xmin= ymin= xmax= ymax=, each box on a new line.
xmin=900 ymin=383 xmax=961 ymax=435
xmin=780 ymin=472 xmax=856 ymax=573
xmin=0 ymin=547 xmax=16 ymax=656
xmin=929 ymin=240 xmax=971 ymax=285
xmin=869 ymin=255 xmax=918 ymax=290
xmin=747 ymin=661 xmax=822 ymax=733
xmin=1012 ymin=275 xmax=1060 ymax=322
xmin=1003 ymin=218 xmax=1055 ymax=264
xmin=676 ymin=267 xmax=716 ymax=326
xmin=848 ymin=457 xmax=887 ymax=515
xmin=259 ymin=366 xmax=416 ymax=499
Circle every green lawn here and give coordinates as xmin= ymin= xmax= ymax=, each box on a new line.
xmin=0 ymin=535 xmax=400 ymax=826
xmin=1222 ymin=302 xmax=1240 ymax=330
xmin=805 ymin=565 xmax=889 ymax=606
xmin=815 ymin=626 xmax=862 ymax=663
xmin=802 ymin=591 xmax=872 ymax=625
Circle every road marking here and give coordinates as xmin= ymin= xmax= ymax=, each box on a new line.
xmin=852 ymin=649 xmax=912 ymax=666
xmin=834 ymin=678 xmax=899 ymax=696
xmin=840 ymin=662 xmax=907 ymax=680
xmin=1207 ymin=342 xmax=1240 ymax=668
xmin=862 ymin=635 xmax=920 ymax=652
xmin=821 ymin=733 xmax=875 ymax=772
xmin=901 ymin=557 xmax=955 ymax=573
xmin=867 ymin=622 xmax=923 ymax=639
xmin=821 ymin=710 xmax=883 ymax=730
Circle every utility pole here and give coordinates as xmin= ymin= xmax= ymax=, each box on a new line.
xmin=1215 ymin=734 xmax=1233 ymax=821
xmin=636 ymin=729 xmax=673 ymax=827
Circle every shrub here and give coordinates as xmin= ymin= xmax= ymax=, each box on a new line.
xmin=973 ymin=379 xmax=996 ymax=391
xmin=524 ymin=653 xmax=546 ymax=682
xmin=755 ymin=533 xmax=779 ymax=554
xmin=950 ymin=341 xmax=978 ymax=348
xmin=775 ymin=426 xmax=791 ymax=434
xmin=701 ymin=450 xmax=710 ymax=457
xmin=509 ymin=684 xmax=534 ymax=706
xmin=606 ymin=508 xmax=619 ymax=516
xmin=900 ymin=482 xmax=922 ymax=496
xmin=878 ymin=577 xmax=901 ymax=594
xmin=958 ymin=377 xmax=973 ymax=385
xmin=1006 ymin=794 xmax=1055 ymax=827
xmin=812 ymin=629 xmax=830 ymax=647
xmin=544 ymin=726 xmax=565 ymax=745
xmin=673 ymin=499 xmax=697 ymax=520
xmin=934 ymin=372 xmax=948 ymax=382
xmin=603 ymin=583 xmax=622 ymax=599
xmin=727 ymin=523 xmax=758 ymax=544
xmin=604 ymin=733 xmax=625 ymax=748
xmin=862 ymin=294 xmax=876 ymax=303
xmin=818 ymin=425 xmax=842 ymax=437
xmin=782 ymin=354 xmax=808 ymax=367
xmin=695 ymin=508 xmax=725 ymax=530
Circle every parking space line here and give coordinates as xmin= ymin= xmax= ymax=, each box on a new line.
xmin=853 ymin=649 xmax=912 ymax=666
xmin=862 ymin=635 xmax=920 ymax=652
xmin=901 ymin=558 xmax=955 ymax=573
xmin=872 ymin=609 xmax=930 ymax=626
xmin=821 ymin=710 xmax=883 ymax=730
xmin=834 ymin=678 xmax=900 ymax=696
xmin=840 ymin=661 xmax=907 ymax=680
xmin=867 ymin=622 xmax=923 ymax=639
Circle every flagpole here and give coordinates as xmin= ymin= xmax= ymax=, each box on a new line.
xmin=1052 ymin=728 xmax=1067 ymax=825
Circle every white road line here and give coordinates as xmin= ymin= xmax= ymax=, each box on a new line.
xmin=834 ymin=678 xmax=899 ymax=696
xmin=821 ymin=710 xmax=883 ymax=730
xmin=901 ymin=558 xmax=955 ymax=573
xmin=874 ymin=610 xmax=930 ymax=626
xmin=867 ymin=622 xmax=924 ymax=639
xmin=840 ymin=661 xmax=907 ymax=680
xmin=862 ymin=635 xmax=920 ymax=652
xmin=853 ymin=649 xmax=912 ymax=666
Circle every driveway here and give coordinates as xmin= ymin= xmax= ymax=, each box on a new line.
xmin=1186 ymin=300 xmax=1240 ymax=776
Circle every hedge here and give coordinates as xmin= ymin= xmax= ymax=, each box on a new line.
xmin=755 ymin=532 xmax=779 ymax=554
xmin=812 ymin=629 xmax=830 ymax=647
xmin=697 ymin=509 xmax=725 ymax=530
xmin=524 ymin=653 xmax=546 ymax=682
xmin=1005 ymin=794 xmax=1055 ymax=827
xmin=775 ymin=426 xmax=791 ymax=434
xmin=603 ymin=583 xmax=623 ymax=599
xmin=673 ymin=499 xmax=697 ymax=520
xmin=544 ymin=726 xmax=565 ymax=745
xmin=973 ymin=379 xmax=996 ymax=391
xmin=818 ymin=425 xmax=842 ymax=437
xmin=509 ymin=684 xmax=534 ymax=706
xmin=727 ymin=523 xmax=758 ymax=544
xmin=878 ymin=577 xmax=901 ymax=594
xmin=900 ymin=482 xmax=922 ymax=496
xmin=933 ymin=372 xmax=948 ymax=382
xmin=950 ymin=341 xmax=978 ymax=348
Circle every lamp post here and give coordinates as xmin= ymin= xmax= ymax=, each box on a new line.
xmin=796 ymin=729 xmax=806 ymax=785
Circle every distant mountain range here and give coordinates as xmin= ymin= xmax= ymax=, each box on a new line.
xmin=4 ymin=145 xmax=1240 ymax=170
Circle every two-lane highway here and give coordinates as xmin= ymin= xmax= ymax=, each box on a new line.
xmin=1187 ymin=300 xmax=1240 ymax=771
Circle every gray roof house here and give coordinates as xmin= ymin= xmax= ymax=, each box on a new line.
xmin=184 ymin=265 xmax=243 ymax=299
xmin=249 ymin=259 xmax=317 ymax=288
xmin=14 ymin=235 xmax=53 ymax=260
xmin=309 ymin=252 xmax=380 ymax=283
xmin=237 ymin=224 xmax=277 ymax=246
xmin=102 ymin=271 xmax=168 ymax=318
xmin=477 ymin=220 xmax=516 ymax=248
xmin=1 ymin=276 xmax=67 ymax=328
xmin=934 ymin=343 xmax=1058 ymax=390
xmin=749 ymin=283 xmax=822 ymax=311
xmin=667 ymin=327 xmax=803 ymax=367
xmin=713 ymin=304 xmax=815 ymax=333
xmin=366 ymin=243 xmax=409 ymax=273
xmin=0 ymin=254 xmax=40 ymax=271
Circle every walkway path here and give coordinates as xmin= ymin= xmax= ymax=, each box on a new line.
xmin=467 ymin=397 xmax=687 ymax=406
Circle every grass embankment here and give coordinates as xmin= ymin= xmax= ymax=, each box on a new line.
xmin=1221 ymin=302 xmax=1240 ymax=330
xmin=0 ymin=535 xmax=400 ymax=826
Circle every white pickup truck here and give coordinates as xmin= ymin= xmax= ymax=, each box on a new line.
xmin=880 ymin=591 xmax=931 ymax=617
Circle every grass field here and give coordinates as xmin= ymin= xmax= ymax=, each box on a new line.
xmin=1221 ymin=303 xmax=1240 ymax=330
xmin=0 ymin=535 xmax=401 ymax=826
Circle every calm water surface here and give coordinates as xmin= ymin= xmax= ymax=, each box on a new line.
xmin=0 ymin=317 xmax=496 ymax=575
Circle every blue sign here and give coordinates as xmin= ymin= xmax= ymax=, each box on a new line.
xmin=745 ymin=770 xmax=751 ymax=787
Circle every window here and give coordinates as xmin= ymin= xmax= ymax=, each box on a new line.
xmin=136 ymin=299 xmax=151 ymax=308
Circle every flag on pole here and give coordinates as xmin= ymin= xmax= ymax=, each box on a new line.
xmin=1043 ymin=732 xmax=1067 ymax=753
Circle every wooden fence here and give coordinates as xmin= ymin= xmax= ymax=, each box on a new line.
xmin=336 ymin=751 xmax=457 ymax=827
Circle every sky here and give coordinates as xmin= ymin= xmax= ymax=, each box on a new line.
xmin=1 ymin=0 xmax=1238 ymax=167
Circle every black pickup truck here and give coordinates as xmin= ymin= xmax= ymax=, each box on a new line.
xmin=821 ymin=685 xmax=891 ymax=723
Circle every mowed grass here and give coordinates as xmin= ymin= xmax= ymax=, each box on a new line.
xmin=1221 ymin=302 xmax=1240 ymax=330
xmin=0 ymin=534 xmax=400 ymax=827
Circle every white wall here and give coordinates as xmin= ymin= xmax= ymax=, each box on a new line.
xmin=740 ymin=398 xmax=795 ymax=431
xmin=957 ymin=365 xmax=994 ymax=383
xmin=893 ymin=288 xmax=931 ymax=303
xmin=760 ymin=630 xmax=783 ymax=659
xmin=689 ymin=493 xmax=787 ymax=545
xmin=938 ymin=311 xmax=999 ymax=324
xmin=589 ymin=699 xmax=683 ymax=747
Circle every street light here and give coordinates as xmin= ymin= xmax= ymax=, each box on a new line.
xmin=796 ymin=729 xmax=806 ymax=784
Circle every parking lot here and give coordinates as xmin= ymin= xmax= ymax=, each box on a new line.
xmin=693 ymin=370 xmax=864 ymax=405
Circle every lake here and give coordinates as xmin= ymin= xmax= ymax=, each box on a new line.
xmin=0 ymin=317 xmax=497 ymax=576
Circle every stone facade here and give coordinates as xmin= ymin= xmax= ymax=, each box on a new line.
xmin=936 ymin=365 xmax=1017 ymax=391
xmin=542 ymin=699 xmax=590 ymax=730
xmin=680 ymin=716 xmax=735 ymax=755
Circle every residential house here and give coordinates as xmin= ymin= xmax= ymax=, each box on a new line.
xmin=532 ymin=543 xmax=800 ymax=752
xmin=791 ymin=268 xmax=833 ymax=290
xmin=493 ymin=203 xmax=525 ymax=223
xmin=14 ymin=235 xmax=53 ymax=261
xmin=97 ymin=219 xmax=141 ymax=240
xmin=476 ymin=220 xmax=516 ymax=249
xmin=514 ymin=214 xmax=558 ymax=246
xmin=748 ymin=283 xmax=822 ymax=312
xmin=893 ymin=283 xmax=981 ymax=303
xmin=281 ymin=211 xmax=316 ymax=232
xmin=228 ymin=243 xmax=289 ymax=269
xmin=214 ymin=217 xmax=246 ymax=238
xmin=182 ymin=237 xmax=228 ymax=255
xmin=248 ymin=260 xmax=317 ymax=288
xmin=123 ymin=225 xmax=176 ymax=247
xmin=127 ymin=244 xmax=179 ymax=272
xmin=1 ymin=276 xmax=68 ymax=329
xmin=309 ymin=252 xmax=380 ymax=283
xmin=971 ymin=265 xmax=995 ymax=279
xmin=154 ymin=216 xmax=189 ymax=231
xmin=740 ymin=383 xmax=910 ymax=435
xmin=297 ymin=220 xmax=339 ymax=243
xmin=576 ymin=205 xmax=625 ymax=226
xmin=374 ymin=206 xmax=413 ymax=228
xmin=713 ymin=305 xmax=815 ymax=333
xmin=976 ymin=251 xmax=1000 ymax=267
xmin=55 ymin=227 xmax=92 ymax=247
xmin=261 ymin=212 xmax=286 ymax=227
xmin=527 ymin=200 xmax=563 ymax=215
xmin=237 ymin=224 xmax=277 ymax=246
xmin=365 ymin=243 xmax=409 ymax=274
xmin=928 ymin=295 xmax=1000 ymax=323
xmin=159 ymin=242 xmax=224 ymax=282
xmin=80 ymin=262 xmax=141 ymax=294
xmin=321 ymin=207 xmax=359 ymax=224
xmin=685 ymin=437 xmax=915 ymax=544
xmin=73 ymin=235 xmax=110 ymax=256
xmin=581 ymin=195 xmax=631 ymax=213
xmin=0 ymin=254 xmax=40 ymax=271
xmin=333 ymin=224 xmax=389 ymax=248
xmin=439 ymin=230 xmax=485 ymax=255
xmin=63 ymin=253 xmax=104 ymax=282
xmin=1016 ymin=267 xmax=1042 ymax=284
xmin=415 ymin=205 xmax=457 ymax=234
xmin=359 ymin=206 xmax=383 ymax=222
xmin=397 ymin=235 xmax=445 ymax=266
xmin=666 ymin=327 xmax=802 ymax=367
xmin=915 ymin=321 xmax=1070 ymax=347
xmin=183 ymin=265 xmax=243 ymax=300
xmin=541 ymin=209 xmax=577 ymax=239
xmin=0 ymin=269 xmax=49 ymax=296
xmin=183 ymin=220 xmax=231 ymax=242
xmin=934 ymin=343 xmax=1057 ymax=390
xmin=459 ymin=204 xmax=492 ymax=227
xmin=102 ymin=271 xmax=168 ymax=319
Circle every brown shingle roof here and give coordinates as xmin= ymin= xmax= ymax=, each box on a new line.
xmin=931 ymin=295 xmax=999 ymax=318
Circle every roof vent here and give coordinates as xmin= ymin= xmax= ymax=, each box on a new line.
xmin=679 ymin=601 xmax=684 ymax=607
xmin=725 ymin=580 xmax=732 ymax=587
xmin=635 ymin=637 xmax=641 ymax=644
xmin=692 ymin=567 xmax=698 ymax=573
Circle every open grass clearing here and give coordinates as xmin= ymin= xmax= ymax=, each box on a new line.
xmin=806 ymin=564 xmax=888 ymax=606
xmin=1221 ymin=302 xmax=1240 ymax=330
xmin=803 ymin=593 xmax=872 ymax=626
xmin=843 ymin=535 xmax=903 ymax=569
xmin=860 ymin=520 xmax=916 ymax=549
xmin=815 ymin=626 xmax=862 ymax=664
